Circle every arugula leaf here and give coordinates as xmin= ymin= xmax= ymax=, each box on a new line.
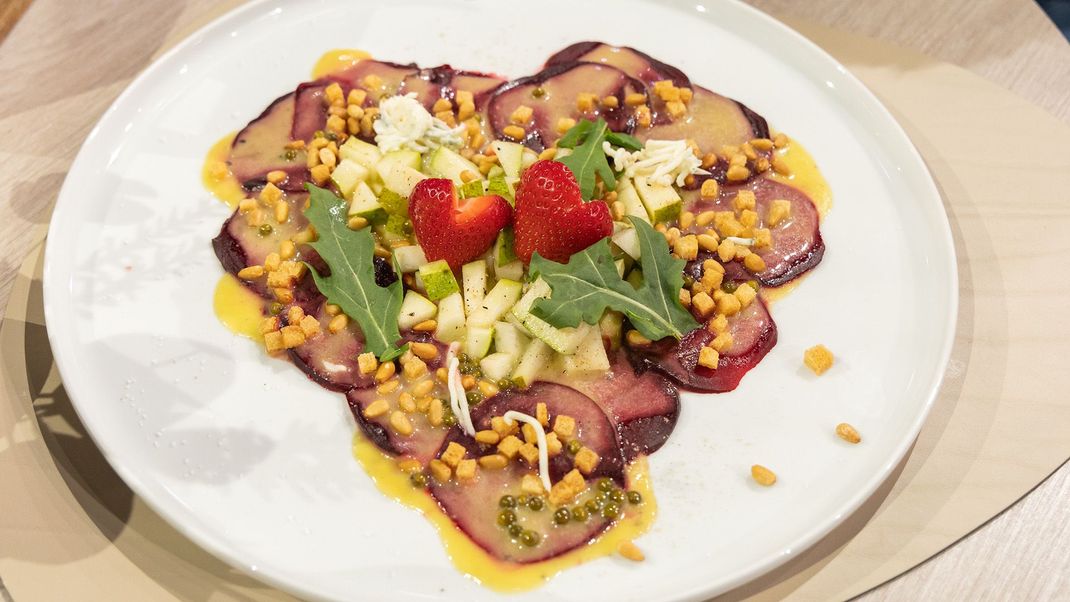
xmin=605 ymin=131 xmax=643 ymax=152
xmin=303 ymin=184 xmax=407 ymax=360
xmin=528 ymin=217 xmax=699 ymax=340
xmin=556 ymin=118 xmax=617 ymax=201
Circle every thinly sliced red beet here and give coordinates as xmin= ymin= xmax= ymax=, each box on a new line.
xmin=487 ymin=62 xmax=644 ymax=151
xmin=228 ymin=93 xmax=308 ymax=193
xmin=630 ymin=298 xmax=777 ymax=392
xmin=291 ymin=60 xmax=419 ymax=142
xmin=565 ymin=349 xmax=680 ymax=460
xmin=346 ymin=387 xmax=447 ymax=463
xmin=400 ymin=66 xmax=505 ymax=109
xmin=684 ymin=176 xmax=824 ymax=287
xmin=429 ymin=382 xmax=625 ymax=563
xmin=210 ymin=193 xmax=310 ymax=296
xmin=545 ymin=41 xmax=691 ymax=88
xmin=636 ymin=85 xmax=769 ymax=155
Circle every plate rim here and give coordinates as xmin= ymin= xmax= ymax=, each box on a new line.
xmin=40 ymin=0 xmax=959 ymax=599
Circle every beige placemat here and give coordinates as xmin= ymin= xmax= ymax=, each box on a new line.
xmin=1 ymin=17 xmax=1068 ymax=602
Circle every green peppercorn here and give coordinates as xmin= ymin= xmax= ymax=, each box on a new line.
xmin=497 ymin=509 xmax=516 ymax=526
xmin=519 ymin=530 xmax=541 ymax=547
xmin=597 ymin=477 xmax=615 ymax=492
xmin=531 ymin=87 xmax=546 ymax=98
xmin=627 ymin=491 xmax=643 ymax=505
xmin=507 ymin=523 xmax=523 ymax=537
xmin=496 ymin=378 xmax=516 ymax=391
xmin=325 ymin=131 xmax=338 ymax=141
xmin=608 ymin=489 xmax=626 ymax=503
xmin=585 ymin=498 xmax=604 ymax=514
xmin=553 ymin=508 xmax=571 ymax=525
xmin=517 ymin=495 xmax=529 ymax=507
xmin=409 ymin=473 xmax=427 ymax=488
xmin=499 ymin=495 xmax=517 ymax=509
xmin=566 ymin=440 xmax=582 ymax=455
xmin=722 ymin=280 xmax=739 ymax=293
xmin=527 ymin=496 xmax=544 ymax=511
xmin=601 ymin=502 xmax=621 ymax=520
xmin=571 ymin=506 xmax=589 ymax=522
xmin=258 ymin=224 xmax=274 ymax=236
xmin=747 ymin=280 xmax=760 ymax=291
xmin=269 ymin=302 xmax=284 ymax=315
xmin=442 ymin=412 xmax=456 ymax=426
xmin=466 ymin=390 xmax=484 ymax=405
xmin=283 ymin=149 xmax=298 ymax=161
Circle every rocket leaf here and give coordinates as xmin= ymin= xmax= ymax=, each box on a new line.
xmin=528 ymin=217 xmax=698 ymax=340
xmin=302 ymin=185 xmax=407 ymax=361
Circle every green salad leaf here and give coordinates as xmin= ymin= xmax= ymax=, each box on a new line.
xmin=528 ymin=217 xmax=699 ymax=340
xmin=556 ymin=118 xmax=638 ymax=201
xmin=303 ymin=185 xmax=407 ymax=361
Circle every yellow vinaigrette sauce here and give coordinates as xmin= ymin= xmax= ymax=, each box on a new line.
xmin=213 ymin=273 xmax=266 ymax=339
xmin=355 ymin=434 xmax=657 ymax=592
xmin=312 ymin=48 xmax=372 ymax=78
xmin=762 ymin=135 xmax=832 ymax=304
xmin=202 ymin=131 xmax=246 ymax=209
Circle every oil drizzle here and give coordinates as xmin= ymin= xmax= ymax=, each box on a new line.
xmin=353 ymin=433 xmax=657 ymax=592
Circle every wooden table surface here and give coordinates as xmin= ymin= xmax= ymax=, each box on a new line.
xmin=1 ymin=0 xmax=1068 ymax=600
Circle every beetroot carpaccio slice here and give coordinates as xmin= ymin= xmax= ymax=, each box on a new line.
xmin=544 ymin=41 xmax=691 ymax=88
xmin=565 ymin=350 xmax=680 ymax=460
xmin=487 ymin=62 xmax=644 ymax=151
xmin=631 ymin=298 xmax=778 ymax=393
xmin=400 ymin=67 xmax=506 ymax=109
xmin=429 ymin=382 xmax=626 ymax=563
xmin=636 ymin=85 xmax=769 ymax=154
xmin=684 ymin=175 xmax=825 ymax=287
xmin=210 ymin=194 xmax=310 ymax=297
xmin=291 ymin=60 xmax=419 ymax=142
xmin=228 ymin=93 xmax=308 ymax=193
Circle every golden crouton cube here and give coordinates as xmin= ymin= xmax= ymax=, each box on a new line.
xmin=280 ymin=325 xmax=306 ymax=348
xmin=522 ymin=423 xmax=538 ymax=444
xmin=739 ymin=209 xmax=759 ymax=228
xmin=700 ymin=179 xmax=719 ymax=200
xmin=553 ymin=415 xmax=576 ymax=439
xmin=479 ymin=454 xmax=508 ymax=470
xmin=716 ymin=293 xmax=742 ymax=317
xmin=535 ymin=402 xmax=549 ymax=427
xmin=357 ymin=350 xmax=378 ymax=374
xmin=491 ymin=416 xmax=516 ymax=437
xmin=267 ymin=270 xmax=295 ymax=288
xmin=673 ymin=235 xmax=699 ymax=260
xmin=733 ymin=190 xmax=757 ymax=212
xmin=510 ymin=104 xmax=534 ymax=124
xmin=804 ymin=344 xmax=835 ymax=375
xmin=429 ymin=459 xmax=451 ymax=483
xmin=521 ymin=473 xmax=544 ymax=495
xmin=708 ymin=313 xmax=729 ymax=334
xmin=711 ymin=331 xmax=734 ymax=353
xmin=497 ymin=435 xmax=523 ymax=459
xmin=698 ymin=346 xmax=719 ymax=369
xmin=440 ymin=441 xmax=467 ymax=468
xmin=545 ymin=433 xmax=562 ymax=456
xmin=260 ymin=316 xmax=279 ymax=334
xmin=259 ymin=182 xmax=282 ymax=205
xmin=691 ymin=292 xmax=715 ymax=318
xmin=548 ymin=469 xmax=585 ymax=505
xmin=455 ymin=459 xmax=477 ymax=481
xmin=754 ymin=228 xmax=772 ymax=249
xmin=518 ymin=442 xmax=539 ymax=466
xmin=717 ymin=239 xmax=736 ymax=262
xmin=767 ymin=199 xmax=792 ymax=227
xmin=263 ymin=331 xmax=285 ymax=353
xmin=574 ymin=447 xmax=600 ymax=475
xmin=299 ymin=314 xmax=321 ymax=337
xmin=734 ymin=284 xmax=757 ymax=309
xmin=576 ymin=93 xmax=598 ymax=112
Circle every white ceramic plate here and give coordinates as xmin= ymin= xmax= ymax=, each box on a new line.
xmin=42 ymin=0 xmax=957 ymax=600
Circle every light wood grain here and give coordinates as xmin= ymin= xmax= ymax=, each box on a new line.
xmin=0 ymin=1 xmax=1068 ymax=600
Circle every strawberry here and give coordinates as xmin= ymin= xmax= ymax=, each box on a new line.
xmin=409 ymin=178 xmax=512 ymax=271
xmin=513 ymin=160 xmax=613 ymax=264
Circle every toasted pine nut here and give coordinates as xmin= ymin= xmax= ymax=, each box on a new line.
xmin=618 ymin=541 xmax=645 ymax=561
xmin=836 ymin=423 xmax=862 ymax=444
xmin=375 ymin=361 xmax=396 ymax=383
xmin=751 ymin=464 xmax=777 ymax=486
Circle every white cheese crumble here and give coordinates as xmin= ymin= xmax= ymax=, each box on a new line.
xmin=502 ymin=410 xmax=552 ymax=493
xmin=373 ymin=93 xmax=465 ymax=154
xmin=604 ymin=139 xmax=708 ymax=187
xmin=445 ymin=342 xmax=476 ymax=436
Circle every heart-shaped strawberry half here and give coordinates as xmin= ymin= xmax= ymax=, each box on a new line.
xmin=514 ymin=160 xmax=613 ymax=264
xmin=409 ymin=179 xmax=513 ymax=271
